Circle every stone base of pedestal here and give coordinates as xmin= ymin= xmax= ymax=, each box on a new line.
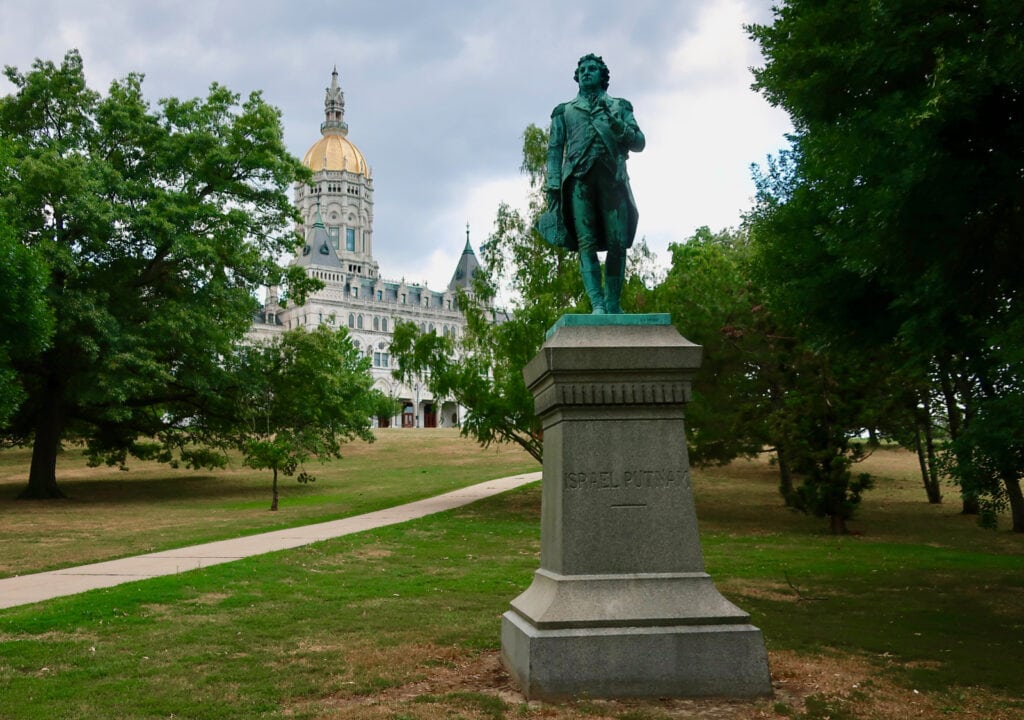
xmin=502 ymin=610 xmax=771 ymax=700
xmin=503 ymin=317 xmax=772 ymax=700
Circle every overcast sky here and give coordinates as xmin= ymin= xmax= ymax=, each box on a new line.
xmin=1 ymin=0 xmax=792 ymax=292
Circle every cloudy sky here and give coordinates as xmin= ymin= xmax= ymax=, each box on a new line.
xmin=1 ymin=0 xmax=792 ymax=292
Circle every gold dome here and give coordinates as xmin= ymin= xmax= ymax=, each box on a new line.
xmin=301 ymin=132 xmax=369 ymax=176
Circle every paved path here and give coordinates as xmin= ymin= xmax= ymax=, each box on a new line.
xmin=0 ymin=471 xmax=541 ymax=611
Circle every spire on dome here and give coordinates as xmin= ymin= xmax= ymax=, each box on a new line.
xmin=302 ymin=65 xmax=369 ymax=175
xmin=322 ymin=66 xmax=349 ymax=136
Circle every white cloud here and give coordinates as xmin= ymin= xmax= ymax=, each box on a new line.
xmin=627 ymin=0 xmax=791 ymax=259
xmin=667 ymin=0 xmax=757 ymax=87
xmin=382 ymin=173 xmax=532 ymax=290
xmin=1 ymin=0 xmax=791 ymax=292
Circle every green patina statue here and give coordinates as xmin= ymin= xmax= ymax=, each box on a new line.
xmin=538 ymin=53 xmax=645 ymax=314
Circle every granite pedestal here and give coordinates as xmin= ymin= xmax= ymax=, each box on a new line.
xmin=501 ymin=315 xmax=771 ymax=700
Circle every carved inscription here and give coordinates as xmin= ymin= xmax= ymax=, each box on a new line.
xmin=564 ymin=468 xmax=690 ymax=490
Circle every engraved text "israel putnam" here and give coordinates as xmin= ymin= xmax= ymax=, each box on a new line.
xmin=564 ymin=468 xmax=689 ymax=490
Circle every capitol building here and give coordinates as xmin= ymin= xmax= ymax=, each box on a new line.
xmin=250 ymin=68 xmax=485 ymax=429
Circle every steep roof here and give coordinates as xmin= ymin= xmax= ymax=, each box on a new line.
xmin=448 ymin=225 xmax=482 ymax=290
xmin=294 ymin=205 xmax=342 ymax=269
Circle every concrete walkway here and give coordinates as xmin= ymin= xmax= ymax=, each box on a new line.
xmin=0 ymin=471 xmax=541 ymax=611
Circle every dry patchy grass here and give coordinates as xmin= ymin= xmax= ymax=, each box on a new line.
xmin=283 ymin=645 xmax=1020 ymax=720
xmin=693 ymin=448 xmax=1024 ymax=553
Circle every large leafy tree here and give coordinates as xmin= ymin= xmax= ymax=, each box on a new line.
xmin=748 ymin=2 xmax=1024 ymax=530
xmin=651 ymin=227 xmax=774 ymax=468
xmin=0 ymin=50 xmax=317 ymax=498
xmin=224 ymin=326 xmax=391 ymax=511
xmin=0 ymin=178 xmax=53 ymax=426
xmin=653 ymin=225 xmax=883 ymax=533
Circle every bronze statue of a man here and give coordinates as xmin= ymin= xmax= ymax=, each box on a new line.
xmin=543 ymin=53 xmax=645 ymax=314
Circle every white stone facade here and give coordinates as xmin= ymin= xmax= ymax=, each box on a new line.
xmin=250 ymin=68 xmax=483 ymax=429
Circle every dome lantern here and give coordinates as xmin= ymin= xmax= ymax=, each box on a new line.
xmin=321 ymin=65 xmax=348 ymax=136
xmin=302 ymin=67 xmax=370 ymax=177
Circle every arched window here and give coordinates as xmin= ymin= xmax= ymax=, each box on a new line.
xmin=348 ymin=313 xmax=355 ymax=328
xmin=373 ymin=316 xmax=380 ymax=331
xmin=382 ymin=318 xmax=389 ymax=332
xmin=357 ymin=314 xmax=364 ymax=329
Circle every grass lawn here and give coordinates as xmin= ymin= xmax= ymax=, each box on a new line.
xmin=1 ymin=437 xmax=1022 ymax=719
xmin=0 ymin=428 xmax=538 ymax=578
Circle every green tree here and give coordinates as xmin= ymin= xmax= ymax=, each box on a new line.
xmin=0 ymin=192 xmax=53 ymax=426
xmin=0 ymin=50 xmax=318 ymax=498
xmin=226 ymin=326 xmax=389 ymax=511
xmin=770 ymin=352 xmax=877 ymax=534
xmin=652 ymin=224 xmax=881 ymax=532
xmin=390 ymin=306 xmax=546 ymax=462
xmin=748 ymin=2 xmax=1024 ymax=529
xmin=651 ymin=227 xmax=774 ymax=467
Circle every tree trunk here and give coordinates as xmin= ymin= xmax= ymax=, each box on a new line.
xmin=19 ymin=388 xmax=66 ymax=500
xmin=1003 ymin=473 xmax=1024 ymax=533
xmin=915 ymin=404 xmax=942 ymax=504
xmin=961 ymin=494 xmax=981 ymax=516
xmin=270 ymin=467 xmax=279 ymax=511
xmin=829 ymin=513 xmax=848 ymax=535
xmin=937 ymin=366 xmax=979 ymax=514
xmin=914 ymin=423 xmax=930 ymax=496
xmin=776 ymin=446 xmax=795 ymax=506
xmin=922 ymin=408 xmax=942 ymax=504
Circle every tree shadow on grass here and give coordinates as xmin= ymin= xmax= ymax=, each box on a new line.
xmin=738 ymin=565 xmax=1024 ymax=698
xmin=0 ymin=473 xmax=295 ymax=506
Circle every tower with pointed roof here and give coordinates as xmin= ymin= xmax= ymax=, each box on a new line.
xmin=449 ymin=223 xmax=483 ymax=291
xmin=250 ymin=68 xmax=496 ymax=430
xmin=294 ymin=66 xmax=378 ymax=279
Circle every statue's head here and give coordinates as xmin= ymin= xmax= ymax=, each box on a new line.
xmin=574 ymin=53 xmax=610 ymax=91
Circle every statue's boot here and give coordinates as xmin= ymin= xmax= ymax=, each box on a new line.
xmin=604 ymin=251 xmax=627 ymax=314
xmin=580 ymin=251 xmax=606 ymax=314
